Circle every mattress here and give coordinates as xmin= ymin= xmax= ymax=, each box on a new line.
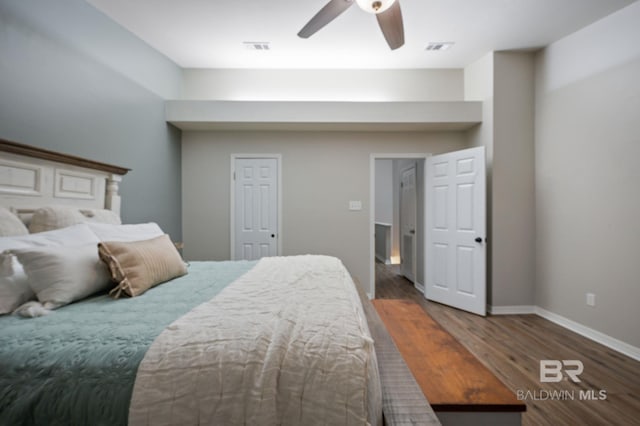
xmin=0 ymin=255 xmax=381 ymax=426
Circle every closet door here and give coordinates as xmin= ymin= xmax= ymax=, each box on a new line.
xmin=232 ymin=156 xmax=279 ymax=261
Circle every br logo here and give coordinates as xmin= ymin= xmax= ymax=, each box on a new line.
xmin=540 ymin=360 xmax=584 ymax=383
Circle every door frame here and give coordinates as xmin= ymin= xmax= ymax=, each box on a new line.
xmin=230 ymin=154 xmax=283 ymax=260
xmin=369 ymin=153 xmax=428 ymax=299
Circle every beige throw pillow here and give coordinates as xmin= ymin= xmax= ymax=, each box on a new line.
xmin=98 ymin=234 xmax=187 ymax=298
xmin=29 ymin=206 xmax=121 ymax=233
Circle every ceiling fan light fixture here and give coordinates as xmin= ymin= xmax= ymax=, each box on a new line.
xmin=355 ymin=0 xmax=396 ymax=14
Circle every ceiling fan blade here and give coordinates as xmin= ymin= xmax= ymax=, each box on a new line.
xmin=298 ymin=0 xmax=354 ymax=38
xmin=376 ymin=1 xmax=404 ymax=50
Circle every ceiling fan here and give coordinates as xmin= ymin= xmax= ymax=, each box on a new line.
xmin=298 ymin=0 xmax=405 ymax=50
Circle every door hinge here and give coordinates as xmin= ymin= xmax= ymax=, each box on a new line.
xmin=233 ymin=171 xmax=236 ymax=180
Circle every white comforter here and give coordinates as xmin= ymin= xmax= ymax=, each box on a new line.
xmin=128 ymin=255 xmax=382 ymax=426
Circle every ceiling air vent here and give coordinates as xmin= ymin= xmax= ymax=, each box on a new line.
xmin=243 ymin=41 xmax=271 ymax=51
xmin=425 ymin=42 xmax=454 ymax=51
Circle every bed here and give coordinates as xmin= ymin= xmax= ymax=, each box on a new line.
xmin=0 ymin=139 xmax=439 ymax=426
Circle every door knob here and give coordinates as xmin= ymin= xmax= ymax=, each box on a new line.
xmin=475 ymin=237 xmax=483 ymax=243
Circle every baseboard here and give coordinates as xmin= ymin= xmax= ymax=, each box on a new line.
xmin=534 ymin=306 xmax=640 ymax=362
xmin=488 ymin=304 xmax=640 ymax=361
xmin=489 ymin=305 xmax=536 ymax=315
xmin=414 ymin=281 xmax=425 ymax=294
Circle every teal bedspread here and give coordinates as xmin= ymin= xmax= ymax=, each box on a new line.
xmin=0 ymin=260 xmax=256 ymax=426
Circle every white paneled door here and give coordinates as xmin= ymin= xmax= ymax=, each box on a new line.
xmin=426 ymin=147 xmax=486 ymax=316
xmin=233 ymin=157 xmax=279 ymax=261
xmin=400 ymin=165 xmax=417 ymax=283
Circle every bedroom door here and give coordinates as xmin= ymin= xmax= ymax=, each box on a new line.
xmin=426 ymin=147 xmax=486 ymax=316
xmin=400 ymin=165 xmax=417 ymax=283
xmin=232 ymin=156 xmax=280 ymax=261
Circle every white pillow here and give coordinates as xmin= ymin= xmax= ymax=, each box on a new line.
xmin=0 ymin=255 xmax=33 ymax=314
xmin=29 ymin=206 xmax=121 ymax=233
xmin=0 ymin=207 xmax=29 ymax=237
xmin=0 ymin=223 xmax=99 ymax=252
xmin=0 ymin=223 xmax=99 ymax=314
xmin=12 ymin=243 xmax=110 ymax=309
xmin=87 ymin=222 xmax=164 ymax=242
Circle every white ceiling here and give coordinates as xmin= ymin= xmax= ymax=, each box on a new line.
xmin=86 ymin=0 xmax=634 ymax=69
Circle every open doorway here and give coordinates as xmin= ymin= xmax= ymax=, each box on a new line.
xmin=371 ymin=148 xmax=487 ymax=314
xmin=371 ymin=154 xmax=427 ymax=299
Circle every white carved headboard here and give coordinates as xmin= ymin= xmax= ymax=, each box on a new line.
xmin=0 ymin=139 xmax=129 ymax=219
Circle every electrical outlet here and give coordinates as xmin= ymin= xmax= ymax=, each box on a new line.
xmin=586 ymin=293 xmax=596 ymax=307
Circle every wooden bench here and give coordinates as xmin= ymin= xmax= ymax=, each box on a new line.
xmin=355 ymin=282 xmax=441 ymax=425
xmin=373 ymin=299 xmax=526 ymax=426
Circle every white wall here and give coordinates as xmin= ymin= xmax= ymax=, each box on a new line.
xmin=375 ymin=159 xmax=393 ymax=224
xmin=391 ymin=161 xmax=400 ymax=263
xmin=535 ymin=2 xmax=640 ymax=347
xmin=182 ymin=131 xmax=469 ymax=296
xmin=375 ymin=159 xmax=394 ymax=264
xmin=182 ymin=69 xmax=464 ymax=101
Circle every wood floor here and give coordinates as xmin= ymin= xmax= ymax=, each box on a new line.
xmin=375 ymin=262 xmax=640 ymax=426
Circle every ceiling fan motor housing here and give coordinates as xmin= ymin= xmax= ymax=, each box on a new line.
xmin=356 ymin=0 xmax=396 ymax=14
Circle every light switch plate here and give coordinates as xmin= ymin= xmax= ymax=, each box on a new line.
xmin=349 ymin=200 xmax=362 ymax=211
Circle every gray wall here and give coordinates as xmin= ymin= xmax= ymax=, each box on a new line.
xmin=179 ymin=67 xmax=470 ymax=297
xmin=492 ymin=52 xmax=536 ymax=307
xmin=464 ymin=53 xmax=496 ymax=305
xmin=535 ymin=2 xmax=640 ymax=347
xmin=0 ymin=0 xmax=183 ymax=239
xmin=464 ymin=51 xmax=536 ymax=308
xmin=182 ymin=131 xmax=469 ymax=296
